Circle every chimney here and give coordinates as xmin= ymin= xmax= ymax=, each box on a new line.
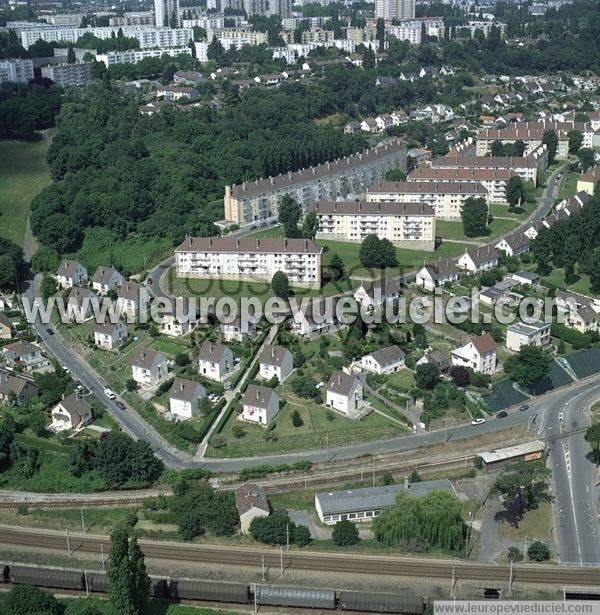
xmin=180 ymin=381 xmax=184 ymax=392
xmin=405 ymin=475 xmax=409 ymax=489
xmin=271 ymin=347 xmax=275 ymax=359
xmin=188 ymin=237 xmax=192 ymax=248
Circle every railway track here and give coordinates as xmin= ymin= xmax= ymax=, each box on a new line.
xmin=0 ymin=527 xmax=598 ymax=587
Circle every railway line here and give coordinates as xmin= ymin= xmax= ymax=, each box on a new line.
xmin=0 ymin=526 xmax=598 ymax=587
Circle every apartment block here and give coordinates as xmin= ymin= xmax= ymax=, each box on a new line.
xmin=307 ymin=200 xmax=435 ymax=250
xmin=0 ymin=59 xmax=34 ymax=84
xmin=366 ymin=180 xmax=488 ymax=219
xmin=205 ymin=27 xmax=267 ymax=47
xmin=41 ymin=62 xmax=93 ymax=87
xmin=376 ymin=0 xmax=415 ymax=20
xmin=224 ymin=139 xmax=407 ymax=225
xmin=97 ymin=47 xmax=192 ymax=66
xmin=175 ymin=236 xmax=322 ymax=288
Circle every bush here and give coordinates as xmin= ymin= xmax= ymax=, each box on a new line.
xmin=528 ymin=540 xmax=550 ymax=562
xmin=508 ymin=546 xmax=523 ymax=562
xmin=125 ymin=378 xmax=137 ymax=392
xmin=292 ymin=409 xmax=303 ymax=427
xmin=551 ymin=323 xmax=592 ymax=349
xmin=293 ymin=524 xmax=312 ymax=547
xmin=332 ymin=519 xmax=360 ymax=546
xmin=175 ymin=352 xmax=190 ymax=366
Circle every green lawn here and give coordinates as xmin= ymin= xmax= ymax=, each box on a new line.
xmin=557 ymin=171 xmax=579 ymax=202
xmin=62 ymin=598 xmax=239 ymax=615
xmin=436 ymin=218 xmax=519 ymax=243
xmin=488 ymin=202 xmax=532 ymax=222
xmin=543 ymin=267 xmax=596 ymax=297
xmin=0 ymin=138 xmax=51 ymax=247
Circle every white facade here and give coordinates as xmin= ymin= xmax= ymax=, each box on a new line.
xmin=169 ymin=378 xmax=206 ymax=420
xmin=242 ymin=385 xmax=280 ymax=426
xmin=198 ymin=342 xmax=234 ymax=381
xmin=161 ymin=314 xmax=193 ymax=337
xmin=91 ymin=267 xmax=124 ymax=295
xmin=94 ymin=321 xmax=128 ymax=351
xmin=416 ymin=263 xmax=459 ymax=292
xmin=326 ymin=372 xmax=363 ymax=419
xmin=56 ymin=260 xmax=88 ymax=289
xmin=376 ymin=0 xmax=415 ymax=20
xmin=0 ymin=59 xmax=34 ymax=84
xmin=259 ymin=345 xmax=293 ymax=383
xmin=131 ymin=350 xmax=169 ymax=387
xmin=506 ymin=321 xmax=551 ymax=352
xmin=451 ymin=334 xmax=497 ymax=375
xmin=155 ymin=0 xmax=180 ymax=26
xmin=97 ymin=46 xmax=192 ymax=66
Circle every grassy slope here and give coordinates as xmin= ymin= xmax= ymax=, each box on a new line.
xmin=0 ymin=139 xmax=50 ymax=247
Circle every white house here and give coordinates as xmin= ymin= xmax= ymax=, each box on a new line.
xmin=555 ymin=290 xmax=600 ymax=333
xmin=416 ymin=261 xmax=459 ymax=292
xmin=326 ymin=371 xmax=364 ymax=419
xmin=220 ymin=315 xmax=257 ymax=343
xmin=353 ymin=278 xmax=400 ymax=310
xmin=169 ymin=377 xmax=206 ymax=420
xmin=117 ymin=281 xmax=149 ymax=319
xmin=91 ymin=266 xmax=124 ymax=295
xmin=360 ymin=345 xmax=406 ymax=375
xmin=506 ymin=321 xmax=551 ymax=352
xmin=509 ymin=270 xmax=540 ymax=286
xmin=451 ymin=332 xmax=497 ymax=375
xmin=241 ymin=384 xmax=280 ymax=426
xmin=291 ymin=298 xmax=341 ymax=338
xmin=93 ymin=320 xmax=128 ymax=350
xmin=494 ymin=230 xmax=530 ymax=257
xmin=235 ymin=483 xmax=270 ymax=534
xmin=50 ymin=393 xmax=92 ymax=432
xmin=259 ymin=344 xmax=293 ymax=383
xmin=66 ymin=287 xmax=97 ymax=322
xmin=198 ymin=341 xmax=234 ymax=381
xmin=56 ymin=260 xmax=87 ymax=288
xmin=130 ymin=347 xmax=168 ymax=388
xmin=3 ymin=341 xmax=45 ymax=369
xmin=457 ymin=246 xmax=499 ymax=273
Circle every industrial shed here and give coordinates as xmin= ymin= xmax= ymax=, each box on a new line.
xmin=478 ymin=440 xmax=545 ymax=470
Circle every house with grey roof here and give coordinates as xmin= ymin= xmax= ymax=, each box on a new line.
xmin=416 ymin=260 xmax=459 ymax=292
xmin=56 ymin=259 xmax=87 ymax=289
xmin=326 ymin=372 xmax=364 ymax=419
xmin=235 ymin=483 xmax=269 ymax=534
xmin=354 ymin=278 xmax=400 ymax=309
xmin=259 ymin=344 xmax=293 ymax=383
xmin=495 ymin=230 xmax=530 ymax=257
xmin=360 ymin=345 xmax=405 ymax=375
xmin=91 ymin=266 xmax=124 ymax=295
xmin=93 ymin=319 xmax=128 ymax=350
xmin=314 ymin=478 xmax=456 ymax=524
xmin=241 ymin=384 xmax=280 ymax=426
xmin=66 ymin=287 xmax=98 ymax=322
xmin=198 ymin=341 xmax=234 ymax=381
xmin=169 ymin=377 xmax=206 ymax=420
xmin=220 ymin=314 xmax=257 ymax=343
xmin=50 ymin=393 xmax=92 ymax=432
xmin=0 ymin=369 xmax=38 ymax=405
xmin=457 ymin=245 xmax=499 ymax=273
xmin=117 ymin=281 xmax=149 ymax=319
xmin=3 ymin=341 xmax=45 ymax=369
xmin=130 ymin=347 xmax=168 ymax=388
xmin=506 ymin=321 xmax=550 ymax=352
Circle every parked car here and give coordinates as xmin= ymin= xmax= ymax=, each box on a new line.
xmin=104 ymin=388 xmax=116 ymax=400
xmin=496 ymin=411 xmax=508 ymax=419
xmin=519 ymin=404 xmax=529 ymax=412
xmin=470 ymin=418 xmax=486 ymax=426
xmin=116 ymin=401 xmax=126 ymax=410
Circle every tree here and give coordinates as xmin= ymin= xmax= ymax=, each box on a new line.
xmin=129 ymin=535 xmax=151 ymax=613
xmin=450 ymin=366 xmax=470 ymax=387
xmin=385 ymin=168 xmax=407 ymax=181
xmin=461 ymin=197 xmax=488 ymax=237
xmin=359 ymin=235 xmax=396 ymax=269
xmin=0 ymin=584 xmax=62 ymax=615
xmin=301 ymin=210 xmax=318 ymax=240
xmin=250 ymin=510 xmax=292 ymax=545
xmin=490 ymin=140 xmax=504 ymax=156
xmin=567 ymin=129 xmax=583 ymax=154
xmin=0 ymin=254 xmax=18 ymax=292
xmin=507 ymin=546 xmax=523 ymax=562
xmin=126 ymin=378 xmax=137 ymax=392
xmin=278 ymin=194 xmax=301 ymax=237
xmin=578 ymin=148 xmax=595 ymax=171
xmin=415 ymin=363 xmax=440 ymax=390
xmin=271 ymin=271 xmax=290 ymax=300
xmin=505 ymin=175 xmax=524 ymax=212
xmin=291 ymin=409 xmax=303 ymax=427
xmin=108 ymin=528 xmax=137 ymax=615
xmin=590 ymin=251 xmax=600 ymax=294
xmin=293 ymin=524 xmax=312 ymax=546
xmin=67 ymin=45 xmax=76 ymax=64
xmin=527 ymin=540 xmax=550 ymax=562
xmin=504 ymin=345 xmax=552 ymax=388
xmin=584 ymin=423 xmax=600 ymax=463
xmin=376 ymin=17 xmax=385 ymax=52
xmin=178 ymin=511 xmax=203 ymax=540
xmin=542 ymin=129 xmax=558 ymax=164
xmin=332 ymin=519 xmax=360 ymax=546
xmin=329 ymin=252 xmax=346 ymax=281
xmin=40 ymin=273 xmax=58 ymax=300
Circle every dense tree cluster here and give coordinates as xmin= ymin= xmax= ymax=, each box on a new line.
xmin=0 ymin=238 xmax=25 ymax=292
xmin=249 ymin=509 xmax=312 ymax=546
xmin=77 ymin=30 xmax=141 ymax=53
xmin=359 ymin=234 xmax=398 ymax=269
xmin=504 ymin=345 xmax=552 ymax=389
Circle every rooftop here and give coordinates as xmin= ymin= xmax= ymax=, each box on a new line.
xmin=176 ymin=237 xmax=322 ymax=255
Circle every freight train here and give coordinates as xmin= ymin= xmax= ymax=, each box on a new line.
xmin=1 ymin=563 xmax=426 ymax=613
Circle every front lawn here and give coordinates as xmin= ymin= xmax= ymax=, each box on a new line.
xmin=436 ymin=218 xmax=519 ymax=243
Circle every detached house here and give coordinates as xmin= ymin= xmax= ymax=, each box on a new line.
xmin=457 ymin=246 xmax=499 ymax=273
xmin=169 ymin=377 xmax=206 ymax=420
xmin=117 ymin=281 xmax=149 ymax=319
xmin=326 ymin=372 xmax=364 ymax=419
xmin=50 ymin=393 xmax=92 ymax=432
xmin=241 ymin=384 xmax=280 ymax=426
xmin=259 ymin=344 xmax=293 ymax=383
xmin=56 ymin=260 xmax=87 ymax=289
xmin=161 ymin=299 xmax=196 ymax=337
xmin=220 ymin=315 xmax=257 ymax=343
xmin=91 ymin=267 xmax=124 ymax=295
xmin=3 ymin=341 xmax=45 ymax=370
xmin=66 ymin=287 xmax=97 ymax=322
xmin=130 ymin=347 xmax=169 ymax=388
xmin=0 ymin=369 xmax=38 ymax=405
xmin=93 ymin=320 xmax=128 ymax=350
xmin=235 ymin=483 xmax=270 ymax=534
xmin=495 ymin=230 xmax=530 ymax=257
xmin=360 ymin=345 xmax=405 ymax=375
xmin=451 ymin=332 xmax=497 ymax=375
xmin=555 ymin=290 xmax=600 ymax=333
xmin=353 ymin=278 xmax=400 ymax=310
xmin=416 ymin=261 xmax=459 ymax=292
xmin=0 ymin=313 xmax=14 ymax=340
xmin=198 ymin=341 xmax=234 ymax=381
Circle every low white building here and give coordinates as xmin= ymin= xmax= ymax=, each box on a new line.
xmin=457 ymin=246 xmax=499 ymax=273
xmin=506 ymin=321 xmax=551 ymax=352
xmin=91 ymin=267 xmax=124 ymax=295
xmin=56 ymin=259 xmax=87 ymax=288
xmin=416 ymin=261 xmax=459 ymax=291
xmin=117 ymin=281 xmax=149 ymax=319
xmin=360 ymin=345 xmax=406 ymax=375
xmin=198 ymin=341 xmax=234 ymax=381
xmin=241 ymin=384 xmax=280 ymax=426
xmin=169 ymin=377 xmax=206 ymax=420
xmin=259 ymin=344 xmax=293 ymax=383
xmin=326 ymin=372 xmax=363 ymax=419
xmin=50 ymin=393 xmax=92 ymax=432
xmin=451 ymin=332 xmax=497 ymax=375
xmin=130 ymin=347 xmax=169 ymax=388
xmin=353 ymin=278 xmax=400 ymax=310
xmin=235 ymin=483 xmax=270 ymax=534
xmin=93 ymin=320 xmax=128 ymax=350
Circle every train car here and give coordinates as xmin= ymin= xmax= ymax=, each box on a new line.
xmin=86 ymin=571 xmax=108 ymax=594
xmin=152 ymin=578 xmax=169 ymax=599
xmin=9 ymin=565 xmax=85 ymax=591
xmin=339 ymin=590 xmax=425 ymax=614
xmin=256 ymin=585 xmax=336 ymax=609
xmin=169 ymin=579 xmax=249 ymax=604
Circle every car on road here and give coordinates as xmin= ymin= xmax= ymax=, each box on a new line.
xmin=104 ymin=388 xmax=116 ymax=400
xmin=46 ymin=328 xmax=54 ymax=336
xmin=146 ymin=277 xmax=152 ymax=285
xmin=496 ymin=411 xmax=508 ymax=418
xmin=519 ymin=404 xmax=529 ymax=412
xmin=558 ymin=411 xmax=565 ymax=422
xmin=470 ymin=418 xmax=486 ymax=426
xmin=116 ymin=401 xmax=126 ymax=410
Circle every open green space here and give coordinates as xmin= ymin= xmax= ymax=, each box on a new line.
xmin=436 ymin=217 xmax=519 ymax=243
xmin=557 ymin=170 xmax=579 ymax=202
xmin=0 ymin=138 xmax=51 ymax=247
xmin=0 ymin=507 xmax=134 ymax=533
xmin=543 ymin=267 xmax=596 ymax=297
xmin=488 ymin=203 xmax=532 ymax=222
xmin=498 ymin=501 xmax=552 ymax=544
xmin=61 ymin=598 xmax=238 ymax=615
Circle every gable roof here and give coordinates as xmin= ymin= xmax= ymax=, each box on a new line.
xmin=242 ymin=384 xmax=278 ymax=409
xmin=421 ymin=260 xmax=458 ymax=279
xmin=367 ymin=345 xmax=405 ymax=367
xmin=118 ymin=281 xmax=142 ymax=302
xmin=130 ymin=347 xmax=166 ymax=370
xmin=94 ymin=319 xmax=125 ymax=336
xmin=259 ymin=344 xmax=292 ymax=367
xmin=92 ymin=266 xmax=122 ymax=285
xmin=3 ymin=340 xmax=40 ymax=359
xmin=170 ymin=377 xmax=205 ymax=402
xmin=471 ymin=332 xmax=497 ymax=355
xmin=57 ymin=259 xmax=84 ymax=278
xmin=0 ymin=369 xmax=37 ymax=399
xmin=235 ymin=483 xmax=269 ymax=516
xmin=359 ymin=277 xmax=401 ymax=298
xmin=327 ymin=371 xmax=359 ymax=397
xmin=55 ymin=393 xmax=92 ymax=423
xmin=198 ymin=341 xmax=231 ymax=362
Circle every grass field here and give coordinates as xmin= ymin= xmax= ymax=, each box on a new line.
xmin=436 ymin=218 xmax=519 ymax=243
xmin=543 ymin=268 xmax=596 ymax=297
xmin=61 ymin=598 xmax=238 ymax=615
xmin=557 ymin=170 xmax=579 ymax=202
xmin=0 ymin=138 xmax=50 ymax=247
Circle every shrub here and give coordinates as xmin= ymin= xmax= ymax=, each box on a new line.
xmin=528 ymin=540 xmax=550 ymax=562
xmin=508 ymin=546 xmax=523 ymax=562
xmin=332 ymin=519 xmax=360 ymax=546
xmin=292 ymin=409 xmax=303 ymax=427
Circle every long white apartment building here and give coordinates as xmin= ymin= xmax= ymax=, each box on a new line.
xmin=306 ymin=201 xmax=435 ymax=251
xmin=205 ymin=27 xmax=267 ymax=48
xmin=407 ymin=167 xmax=517 ymax=204
xmin=476 ymin=122 xmax=593 ymax=159
xmin=224 ymin=139 xmax=407 ymax=226
xmin=366 ymin=181 xmax=488 ymax=219
xmin=436 ymin=148 xmax=548 ymax=185
xmin=0 ymin=59 xmax=34 ymax=84
xmin=16 ymin=24 xmax=192 ymax=49
xmin=109 ymin=12 xmax=156 ymax=26
xmin=97 ymin=46 xmax=192 ymax=66
xmin=175 ymin=237 xmax=323 ymax=288
xmin=182 ymin=15 xmax=225 ymax=29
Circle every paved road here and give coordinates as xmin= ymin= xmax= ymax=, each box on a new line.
xmin=541 ymin=383 xmax=600 ymax=565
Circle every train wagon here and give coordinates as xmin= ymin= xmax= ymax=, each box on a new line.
xmin=168 ymin=579 xmax=250 ymax=603
xmin=86 ymin=571 xmax=108 ymax=594
xmin=9 ymin=565 xmax=85 ymax=591
xmin=339 ymin=590 xmax=425 ymax=614
xmin=256 ymin=585 xmax=336 ymax=609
